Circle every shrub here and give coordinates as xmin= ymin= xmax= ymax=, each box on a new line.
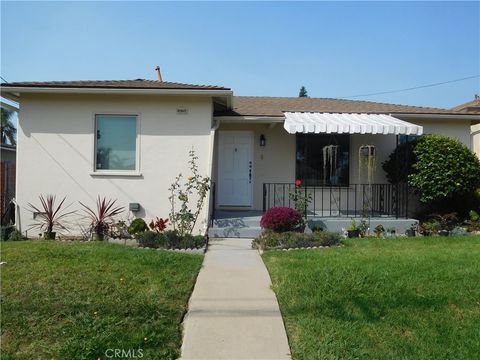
xmin=382 ymin=139 xmax=418 ymax=184
xmin=164 ymin=230 xmax=181 ymax=247
xmin=9 ymin=229 xmax=25 ymax=241
xmin=409 ymin=135 xmax=480 ymax=207
xmin=310 ymin=223 xmax=323 ymax=232
xmin=1 ymin=225 xmax=15 ymax=241
xmin=260 ymin=207 xmax=304 ymax=233
xmin=109 ymin=220 xmax=130 ymax=239
xmin=137 ymin=231 xmax=167 ymax=248
xmin=252 ymin=231 xmax=342 ymax=250
xmin=164 ymin=230 xmax=206 ymax=249
xmin=128 ymin=218 xmax=148 ymax=235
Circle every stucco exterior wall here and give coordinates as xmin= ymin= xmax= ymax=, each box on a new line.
xmin=17 ymin=93 xmax=214 ymax=237
xmin=472 ymin=123 xmax=480 ymax=159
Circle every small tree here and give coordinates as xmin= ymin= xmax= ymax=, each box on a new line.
xmin=409 ymin=135 xmax=480 ymax=209
xmin=298 ymin=86 xmax=308 ymax=98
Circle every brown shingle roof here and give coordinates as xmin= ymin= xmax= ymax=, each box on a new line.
xmin=217 ymin=96 xmax=454 ymax=116
xmin=451 ymin=97 xmax=480 ymax=114
xmin=2 ymin=79 xmax=230 ymax=91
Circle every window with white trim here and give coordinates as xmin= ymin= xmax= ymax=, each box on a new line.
xmin=95 ymin=115 xmax=137 ymax=171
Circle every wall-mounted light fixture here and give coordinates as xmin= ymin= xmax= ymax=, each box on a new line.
xmin=260 ymin=134 xmax=266 ymax=147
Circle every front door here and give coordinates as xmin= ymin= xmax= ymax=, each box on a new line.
xmin=217 ymin=131 xmax=253 ymax=207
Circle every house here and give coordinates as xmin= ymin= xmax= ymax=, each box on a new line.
xmin=1 ymin=79 xmax=479 ymax=237
xmin=452 ymin=95 xmax=480 ymax=159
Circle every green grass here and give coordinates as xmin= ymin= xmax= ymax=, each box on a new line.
xmin=263 ymin=236 xmax=480 ymax=360
xmin=0 ymin=241 xmax=203 ymax=360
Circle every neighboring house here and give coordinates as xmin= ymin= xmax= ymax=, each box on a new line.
xmin=1 ymin=80 xmax=479 ymax=236
xmin=0 ymin=143 xmax=16 ymax=223
xmin=452 ymin=95 xmax=480 ymax=158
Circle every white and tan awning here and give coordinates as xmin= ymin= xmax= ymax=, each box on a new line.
xmin=284 ymin=112 xmax=423 ymax=135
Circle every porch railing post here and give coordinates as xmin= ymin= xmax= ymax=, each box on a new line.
xmin=405 ymin=182 xmax=409 ymax=218
xmin=304 ymin=186 xmax=308 ymax=218
xmin=262 ymin=183 xmax=267 ymax=213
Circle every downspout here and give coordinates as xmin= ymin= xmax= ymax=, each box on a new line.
xmin=204 ymin=118 xmax=220 ymax=234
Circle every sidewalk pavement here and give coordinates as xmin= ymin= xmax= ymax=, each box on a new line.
xmin=180 ymin=238 xmax=291 ymax=360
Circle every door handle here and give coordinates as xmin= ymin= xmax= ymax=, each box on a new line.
xmin=249 ymin=161 xmax=252 ymax=183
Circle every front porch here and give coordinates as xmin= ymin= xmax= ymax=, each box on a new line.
xmin=209 ymin=111 xmax=422 ymax=237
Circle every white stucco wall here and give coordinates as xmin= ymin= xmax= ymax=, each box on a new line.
xmin=472 ymin=123 xmax=480 ymax=159
xmin=17 ymin=93 xmax=214 ymax=237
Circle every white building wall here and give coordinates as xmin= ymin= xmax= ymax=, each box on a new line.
xmin=471 ymin=123 xmax=480 ymax=159
xmin=17 ymin=93 xmax=213 ymax=237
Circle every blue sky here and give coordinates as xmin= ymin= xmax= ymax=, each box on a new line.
xmin=1 ymin=1 xmax=479 ymax=108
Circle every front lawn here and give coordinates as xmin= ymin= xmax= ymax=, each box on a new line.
xmin=0 ymin=241 xmax=203 ymax=360
xmin=263 ymin=236 xmax=480 ymax=360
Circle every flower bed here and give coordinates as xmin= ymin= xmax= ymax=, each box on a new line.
xmin=252 ymin=231 xmax=342 ymax=250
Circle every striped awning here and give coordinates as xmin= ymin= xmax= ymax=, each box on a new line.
xmin=284 ymin=112 xmax=423 ymax=135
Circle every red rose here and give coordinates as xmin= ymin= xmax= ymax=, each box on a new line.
xmin=295 ymin=179 xmax=302 ymax=186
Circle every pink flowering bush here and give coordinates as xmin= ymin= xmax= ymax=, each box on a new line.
xmin=260 ymin=207 xmax=305 ymax=233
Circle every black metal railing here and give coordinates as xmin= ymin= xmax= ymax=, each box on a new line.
xmin=262 ymin=183 xmax=409 ymax=218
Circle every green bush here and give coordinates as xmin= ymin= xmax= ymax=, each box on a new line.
xmin=128 ymin=218 xmax=148 ymax=235
xmin=409 ymin=135 xmax=480 ymax=206
xmin=382 ymin=139 xmax=418 ymax=183
xmin=166 ymin=231 xmax=206 ymax=249
xmin=1 ymin=225 xmax=15 ymax=241
xmin=8 ymin=230 xmax=25 ymax=241
xmin=252 ymin=231 xmax=342 ymax=250
xmin=138 ymin=230 xmax=207 ymax=249
xmin=137 ymin=231 xmax=167 ymax=248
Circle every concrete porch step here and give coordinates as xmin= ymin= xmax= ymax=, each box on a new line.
xmin=208 ymin=226 xmax=262 ymax=239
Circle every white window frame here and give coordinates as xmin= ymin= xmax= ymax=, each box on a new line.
xmin=91 ymin=113 xmax=142 ymax=177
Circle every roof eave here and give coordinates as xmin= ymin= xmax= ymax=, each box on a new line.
xmin=0 ymin=86 xmax=233 ymax=98
xmin=392 ymin=112 xmax=480 ymax=124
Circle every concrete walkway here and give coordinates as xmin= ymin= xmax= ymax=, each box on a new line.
xmin=180 ymin=238 xmax=291 ymax=360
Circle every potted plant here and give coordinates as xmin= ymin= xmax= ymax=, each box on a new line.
xmin=405 ymin=222 xmax=418 ymax=237
xmin=347 ymin=218 xmax=360 ymax=238
xmin=358 ymin=145 xmax=376 ymax=185
xmin=385 ymin=227 xmax=396 ymax=238
xmin=27 ymin=195 xmax=75 ymax=239
xmin=79 ymin=197 xmax=124 ymax=240
xmin=374 ymin=224 xmax=385 ymax=238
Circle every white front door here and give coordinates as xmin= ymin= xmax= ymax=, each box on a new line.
xmin=218 ymin=131 xmax=253 ymax=207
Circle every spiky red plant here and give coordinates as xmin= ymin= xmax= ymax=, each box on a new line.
xmin=27 ymin=195 xmax=76 ymax=236
xmin=149 ymin=217 xmax=169 ymax=232
xmin=79 ymin=197 xmax=124 ymax=239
